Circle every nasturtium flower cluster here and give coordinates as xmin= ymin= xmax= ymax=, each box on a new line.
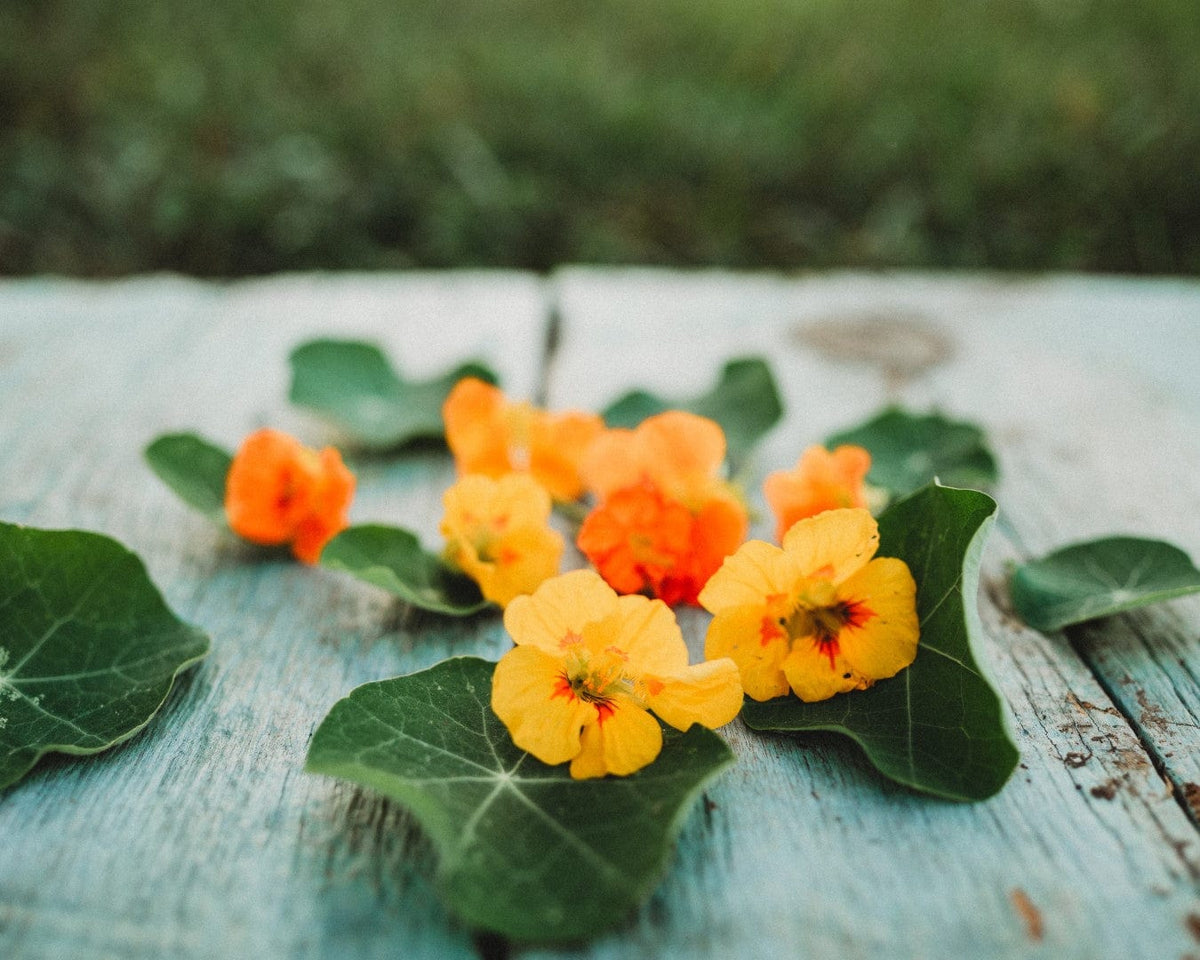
xmin=434 ymin=374 xmax=922 ymax=774
xmin=443 ymin=376 xmax=604 ymax=502
xmin=225 ymin=428 xmax=355 ymax=564
xmin=700 ymin=508 xmax=918 ymax=703
xmin=491 ymin=570 xmax=743 ymax=778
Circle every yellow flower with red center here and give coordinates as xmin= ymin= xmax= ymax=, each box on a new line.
xmin=763 ymin=444 xmax=872 ymax=542
xmin=440 ymin=473 xmax=564 ymax=607
xmin=225 ymin=428 xmax=355 ymax=564
xmin=700 ymin=508 xmax=918 ymax=703
xmin=577 ymin=411 xmax=748 ymax=605
xmin=492 ymin=570 xmax=743 ymax=778
xmin=442 ymin=377 xmax=604 ymax=502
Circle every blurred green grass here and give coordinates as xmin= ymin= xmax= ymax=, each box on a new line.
xmin=2 ymin=0 xmax=1198 ymax=275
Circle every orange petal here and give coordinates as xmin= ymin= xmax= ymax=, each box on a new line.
xmin=443 ymin=377 xmax=512 ymax=478
xmin=835 ymin=557 xmax=919 ymax=681
xmin=491 ymin=646 xmax=594 ymax=766
xmin=636 ymin=411 xmax=727 ymax=495
xmin=765 ymin=445 xmax=871 ymax=541
xmin=568 ymin=701 xmax=663 ymax=778
xmin=646 ymin=658 xmax=743 ymax=730
xmin=225 ymin=429 xmax=317 ymax=544
xmin=529 ymin=409 xmax=605 ymax=502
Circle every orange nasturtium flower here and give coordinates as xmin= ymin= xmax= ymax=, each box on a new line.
xmin=492 ymin=570 xmax=743 ymax=778
xmin=577 ymin=411 xmax=748 ymax=605
xmin=442 ymin=377 xmax=604 ymax=502
xmin=763 ymin=444 xmax=871 ymax=542
xmin=700 ymin=508 xmax=918 ymax=703
xmin=225 ymin=428 xmax=355 ymax=564
xmin=440 ymin=473 xmax=564 ymax=607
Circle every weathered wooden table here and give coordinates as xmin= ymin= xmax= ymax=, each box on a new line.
xmin=1 ymin=270 xmax=1198 ymax=959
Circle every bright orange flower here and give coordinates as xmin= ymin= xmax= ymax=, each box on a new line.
xmin=700 ymin=508 xmax=918 ymax=703
xmin=577 ymin=411 xmax=748 ymax=605
xmin=577 ymin=481 xmax=746 ymax=606
xmin=763 ymin=445 xmax=871 ymax=542
xmin=492 ymin=570 xmax=743 ymax=778
xmin=225 ymin=428 xmax=355 ymax=564
xmin=442 ymin=377 xmax=604 ymax=502
xmin=440 ymin=473 xmax=564 ymax=607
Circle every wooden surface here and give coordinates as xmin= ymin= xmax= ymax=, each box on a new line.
xmin=1 ymin=269 xmax=1199 ymax=959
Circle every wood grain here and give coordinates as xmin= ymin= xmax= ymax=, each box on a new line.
xmin=1 ymin=269 xmax=1198 ymax=959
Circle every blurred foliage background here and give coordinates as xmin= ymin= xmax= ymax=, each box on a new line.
xmin=2 ymin=0 xmax=1198 ymax=276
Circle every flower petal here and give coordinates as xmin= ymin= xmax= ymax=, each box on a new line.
xmin=443 ymin=377 xmax=512 ymax=478
xmin=568 ymin=701 xmax=663 ymax=779
xmin=646 ymin=658 xmax=743 ymax=730
xmin=704 ymin=604 xmax=791 ymax=702
xmin=698 ymin=539 xmax=796 ymax=614
xmin=780 ymin=507 xmax=880 ymax=584
xmin=835 ymin=556 xmax=920 ymax=681
xmin=607 ymin=594 xmax=689 ymax=674
xmin=764 ymin=444 xmax=870 ymax=541
xmin=780 ymin=639 xmax=861 ymax=703
xmin=491 ymin=646 xmax=594 ymax=766
xmin=503 ymin=569 xmax=619 ymax=652
xmin=529 ymin=410 xmax=605 ymax=502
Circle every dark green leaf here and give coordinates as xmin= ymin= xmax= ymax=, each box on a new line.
xmin=306 ymin=656 xmax=733 ymax=941
xmin=603 ymin=357 xmax=783 ymax=467
xmin=0 ymin=522 xmax=210 ymax=791
xmin=827 ymin=407 xmax=997 ymax=498
xmin=742 ymin=484 xmax=1018 ymax=801
xmin=144 ymin=432 xmax=232 ymax=522
xmin=289 ymin=339 xmax=498 ymax=450
xmin=1011 ymin=537 xmax=1200 ymax=632
xmin=320 ymin=524 xmax=491 ymax=616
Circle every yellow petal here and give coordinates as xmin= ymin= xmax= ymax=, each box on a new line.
xmin=646 ymin=658 xmax=743 ymax=730
xmin=503 ymin=569 xmax=619 ymax=653
xmin=835 ymin=556 xmax=920 ymax=681
xmin=704 ymin=604 xmax=791 ymax=702
xmin=569 ymin=701 xmax=663 ymax=779
xmin=476 ymin=525 xmax=564 ymax=608
xmin=780 ymin=639 xmax=860 ymax=703
xmin=491 ymin=646 xmax=593 ymax=766
xmin=697 ymin=539 xmax=797 ymax=614
xmin=780 ymin=507 xmax=879 ymax=584
xmin=606 ymin=594 xmax=690 ymax=675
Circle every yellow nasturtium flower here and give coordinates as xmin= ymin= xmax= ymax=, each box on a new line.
xmin=492 ymin=570 xmax=743 ymax=778
xmin=700 ymin=508 xmax=918 ymax=703
xmin=440 ymin=473 xmax=563 ymax=607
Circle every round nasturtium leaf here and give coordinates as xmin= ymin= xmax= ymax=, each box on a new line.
xmin=306 ymin=656 xmax=735 ymax=941
xmin=0 ymin=522 xmax=210 ymax=791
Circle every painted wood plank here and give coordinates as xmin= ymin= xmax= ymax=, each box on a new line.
xmin=541 ymin=268 xmax=1200 ymax=959
xmin=0 ymin=273 xmax=548 ymax=960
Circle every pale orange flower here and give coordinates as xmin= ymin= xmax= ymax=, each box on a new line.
xmin=440 ymin=473 xmax=564 ymax=607
xmin=701 ymin=508 xmax=918 ymax=703
xmin=225 ymin=428 xmax=355 ymax=564
xmin=442 ymin=377 xmax=604 ymax=501
xmin=492 ymin=570 xmax=743 ymax=778
xmin=577 ymin=411 xmax=748 ymax=605
xmin=763 ymin=444 xmax=871 ymax=541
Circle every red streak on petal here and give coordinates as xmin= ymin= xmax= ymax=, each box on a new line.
xmin=551 ymin=675 xmax=575 ymax=702
xmin=759 ymin=616 xmax=784 ymax=647
xmin=841 ymin=600 xmax=876 ymax=630
xmin=595 ymin=700 xmax=616 ymax=726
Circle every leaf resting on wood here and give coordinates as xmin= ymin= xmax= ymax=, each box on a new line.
xmin=1010 ymin=536 xmax=1200 ymax=632
xmin=602 ymin=357 xmax=783 ymax=468
xmin=742 ymin=484 xmax=1018 ymax=801
xmin=289 ymin=339 xmax=498 ymax=450
xmin=320 ymin=525 xmax=491 ymax=616
xmin=306 ymin=656 xmax=734 ymax=941
xmin=144 ymin=432 xmax=232 ymax=522
xmin=0 ymin=522 xmax=210 ymax=791
xmin=826 ymin=407 xmax=997 ymax=499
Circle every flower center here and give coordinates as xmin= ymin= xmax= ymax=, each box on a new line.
xmin=558 ymin=646 xmax=640 ymax=716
